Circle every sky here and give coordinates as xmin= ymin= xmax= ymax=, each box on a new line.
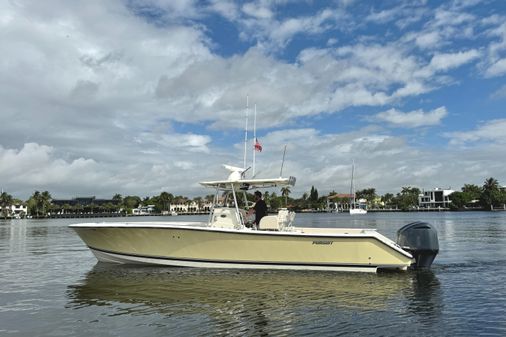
xmin=1 ymin=0 xmax=506 ymax=200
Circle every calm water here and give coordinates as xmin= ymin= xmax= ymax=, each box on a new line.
xmin=1 ymin=212 xmax=505 ymax=336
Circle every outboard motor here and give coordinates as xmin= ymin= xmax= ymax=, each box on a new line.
xmin=397 ymin=222 xmax=439 ymax=269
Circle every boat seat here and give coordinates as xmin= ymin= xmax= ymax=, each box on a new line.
xmin=258 ymin=216 xmax=279 ymax=231
xmin=211 ymin=207 xmax=240 ymax=229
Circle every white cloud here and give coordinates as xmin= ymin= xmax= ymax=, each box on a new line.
xmin=412 ymin=164 xmax=443 ymax=178
xmin=242 ymin=2 xmax=273 ymax=20
xmin=0 ymin=142 xmax=231 ymax=199
xmin=268 ymin=9 xmax=338 ymax=48
xmin=415 ymin=31 xmax=442 ymax=49
xmin=402 ymin=4 xmax=477 ymax=51
xmin=208 ymin=0 xmax=239 ymax=21
xmin=432 ymin=8 xmax=475 ymax=28
xmin=1 ymin=0 xmax=482 ymax=140
xmin=0 ymin=143 xmax=99 ymax=188
xmin=233 ymin=4 xmax=349 ymax=51
xmin=481 ymin=19 xmax=506 ymax=77
xmin=490 ymin=85 xmax=506 ymax=99
xmin=485 ymin=58 xmax=506 ymax=77
xmin=427 ymin=50 xmax=481 ymax=72
xmin=136 ymin=132 xmax=212 ymax=153
xmin=366 ymin=7 xmax=403 ymax=24
xmin=374 ymin=107 xmax=448 ymax=128
xmin=446 ymin=119 xmax=506 ymax=145
xmin=245 ymin=126 xmax=505 ymax=196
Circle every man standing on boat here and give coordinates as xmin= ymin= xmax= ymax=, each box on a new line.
xmin=247 ymin=191 xmax=267 ymax=228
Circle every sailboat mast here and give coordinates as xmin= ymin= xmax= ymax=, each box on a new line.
xmin=243 ymin=96 xmax=249 ymax=171
xmin=280 ymin=144 xmax=287 ymax=177
xmin=350 ymin=161 xmax=355 ymax=208
xmin=252 ymin=104 xmax=257 ymax=176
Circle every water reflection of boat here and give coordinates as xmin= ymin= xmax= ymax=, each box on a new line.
xmin=70 ymin=166 xmax=439 ymax=272
xmin=67 ymin=265 xmax=411 ymax=311
xmin=67 ymin=265 xmax=441 ymax=334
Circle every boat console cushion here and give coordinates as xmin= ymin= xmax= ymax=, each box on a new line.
xmin=211 ymin=208 xmax=239 ymax=229
xmin=258 ymin=216 xmax=279 ymax=231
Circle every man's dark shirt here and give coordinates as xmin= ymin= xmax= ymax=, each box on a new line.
xmin=254 ymin=199 xmax=268 ymax=225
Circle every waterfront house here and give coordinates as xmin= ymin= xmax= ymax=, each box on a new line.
xmin=169 ymin=201 xmax=212 ymax=214
xmin=52 ymin=197 xmax=119 ymax=207
xmin=0 ymin=204 xmax=28 ymax=218
xmin=132 ymin=204 xmax=156 ymax=215
xmin=327 ymin=194 xmax=366 ymax=212
xmin=51 ymin=196 xmax=121 ymax=215
xmin=418 ymin=188 xmax=454 ymax=209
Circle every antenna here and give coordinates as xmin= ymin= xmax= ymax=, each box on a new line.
xmin=243 ymin=96 xmax=249 ymax=172
xmin=279 ymin=144 xmax=287 ymax=177
xmin=252 ymin=104 xmax=257 ymax=176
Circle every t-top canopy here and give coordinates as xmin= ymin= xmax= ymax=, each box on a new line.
xmin=200 ymin=176 xmax=296 ymax=190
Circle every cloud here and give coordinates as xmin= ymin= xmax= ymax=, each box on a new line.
xmin=482 ymin=20 xmax=506 ymax=77
xmin=427 ymin=50 xmax=481 ymax=72
xmin=412 ymin=164 xmax=443 ymax=178
xmin=242 ymin=2 xmax=273 ymax=20
xmin=446 ymin=119 xmax=506 ymax=145
xmin=485 ymin=58 xmax=506 ymax=77
xmin=136 ymin=131 xmax=212 ymax=153
xmin=402 ymin=4 xmax=477 ymax=50
xmin=0 ymin=141 xmax=231 ymax=199
xmin=366 ymin=7 xmax=404 ymax=24
xmin=0 ymin=142 xmax=99 ymax=188
xmin=246 ymin=126 xmax=505 ymax=196
xmin=374 ymin=107 xmax=448 ymax=128
xmin=231 ymin=3 xmax=349 ymax=51
xmin=208 ymin=0 xmax=239 ymax=21
xmin=490 ymin=85 xmax=506 ymax=99
xmin=267 ymin=9 xmax=340 ymax=48
xmin=414 ymin=31 xmax=442 ymax=49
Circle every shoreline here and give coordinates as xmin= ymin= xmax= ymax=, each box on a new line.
xmin=3 ymin=207 xmax=505 ymax=220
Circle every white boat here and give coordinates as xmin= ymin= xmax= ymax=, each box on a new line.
xmin=349 ymin=161 xmax=367 ymax=215
xmin=349 ymin=208 xmax=367 ymax=215
xmin=70 ymin=166 xmax=438 ymax=273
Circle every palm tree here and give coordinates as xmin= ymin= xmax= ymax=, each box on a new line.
xmin=281 ymin=187 xmax=291 ymax=207
xmin=1 ymin=192 xmax=13 ymax=219
xmin=159 ymin=192 xmax=172 ymax=212
xmin=31 ymin=191 xmax=41 ymax=217
xmin=112 ymin=194 xmax=123 ymax=203
xmin=41 ymin=191 xmax=52 ymax=217
xmin=483 ymin=177 xmax=499 ymax=191
xmin=481 ymin=177 xmax=500 ymax=210
xmin=462 ymin=184 xmax=481 ymax=199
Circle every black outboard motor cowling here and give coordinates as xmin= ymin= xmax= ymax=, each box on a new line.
xmin=397 ymin=222 xmax=439 ymax=269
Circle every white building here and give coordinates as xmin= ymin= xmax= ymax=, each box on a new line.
xmin=419 ymin=188 xmax=454 ymax=208
xmin=0 ymin=204 xmax=28 ymax=218
xmin=169 ymin=201 xmax=212 ymax=214
xmin=132 ymin=204 xmax=156 ymax=215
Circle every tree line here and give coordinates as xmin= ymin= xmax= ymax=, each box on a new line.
xmin=280 ymin=177 xmax=505 ymax=211
xmin=0 ymin=177 xmax=504 ymax=218
xmin=352 ymin=177 xmax=505 ymax=211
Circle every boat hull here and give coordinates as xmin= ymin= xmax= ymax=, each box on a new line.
xmin=71 ymin=223 xmax=413 ymax=273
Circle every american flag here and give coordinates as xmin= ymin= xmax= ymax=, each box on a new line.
xmin=254 ymin=138 xmax=262 ymax=152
